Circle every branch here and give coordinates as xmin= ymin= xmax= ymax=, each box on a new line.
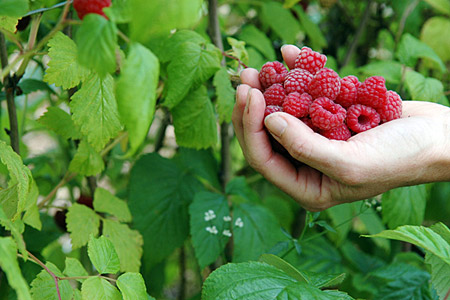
xmin=27 ymin=251 xmax=62 ymax=300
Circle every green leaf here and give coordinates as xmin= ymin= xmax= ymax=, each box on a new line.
xmin=425 ymin=253 xmax=450 ymax=299
xmin=0 ymin=237 xmax=32 ymax=300
xmin=405 ymin=70 xmax=444 ymax=103
xmin=359 ymin=61 xmax=403 ymax=84
xmin=299 ymin=271 xmax=347 ymax=289
xmin=421 ymin=17 xmax=450 ymax=64
xmin=102 ymin=219 xmax=143 ymax=273
xmin=423 ymin=0 xmax=450 ymax=15
xmin=87 ymin=235 xmax=120 ymax=274
xmin=261 ymin=2 xmax=301 ymax=44
xmin=38 ymin=107 xmax=82 ymax=140
xmin=116 ymin=43 xmax=159 ymax=155
xmin=44 ymin=31 xmax=90 ymax=90
xmin=93 ymin=188 xmax=131 ymax=222
xmin=0 ymin=15 xmax=18 ymax=32
xmin=213 ymin=67 xmax=235 ymax=123
xmin=106 ymin=0 xmax=131 ymax=23
xmin=30 ymin=262 xmax=73 ymax=300
xmin=70 ymin=73 xmax=122 ymax=151
xmin=81 ymin=276 xmax=121 ymax=300
xmin=225 ymin=176 xmax=259 ymax=203
xmin=340 ymin=241 xmax=385 ymax=274
xmin=159 ymin=30 xmax=206 ymax=63
xmin=171 ymin=85 xmax=218 ymax=149
xmin=0 ymin=0 xmax=29 ymax=17
xmin=66 ymin=203 xmax=100 ymax=249
xmin=238 ymin=25 xmax=275 ymax=61
xmin=0 ymin=185 xmax=19 ymax=219
xmin=63 ymin=257 xmax=88 ymax=283
xmin=189 ymin=191 xmax=231 ymax=270
xmin=128 ymin=153 xmax=204 ymax=266
xmin=227 ymin=37 xmax=249 ymax=65
xmin=396 ymin=33 xmax=446 ymax=72
xmin=116 ymin=273 xmax=148 ymax=300
xmin=259 ymin=254 xmax=308 ymax=283
xmin=164 ymin=42 xmax=222 ymax=109
xmin=232 ymin=203 xmax=284 ymax=262
xmin=358 ymin=206 xmax=390 ymax=252
xmin=430 ymin=222 xmax=450 ymax=245
xmin=129 ymin=0 xmax=203 ymax=42
xmin=76 ymin=14 xmax=117 ymax=76
xmin=18 ymin=79 xmax=56 ymax=95
xmin=22 ymin=181 xmax=41 ymax=230
xmin=326 ymin=203 xmax=354 ymax=246
xmin=68 ymin=140 xmax=105 ymax=176
xmin=284 ymin=0 xmax=301 ymax=8
xmin=293 ymin=5 xmax=327 ymax=50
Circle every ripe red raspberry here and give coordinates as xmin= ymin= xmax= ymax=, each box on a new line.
xmin=357 ymin=76 xmax=387 ymax=108
xmin=309 ymin=97 xmax=346 ymax=131
xmin=335 ymin=75 xmax=359 ymax=108
xmin=284 ymin=69 xmax=313 ymax=94
xmin=259 ymin=61 xmax=288 ymax=90
xmin=282 ymin=92 xmax=312 ymax=118
xmin=346 ymin=104 xmax=381 ymax=133
xmin=308 ymin=68 xmax=341 ymax=100
xmin=320 ymin=124 xmax=351 ymax=141
xmin=300 ymin=117 xmax=319 ymax=132
xmin=73 ymin=0 xmax=111 ymax=20
xmin=264 ymin=105 xmax=283 ymax=118
xmin=294 ymin=47 xmax=327 ymax=74
xmin=377 ymin=90 xmax=402 ymax=123
xmin=263 ymin=84 xmax=286 ymax=106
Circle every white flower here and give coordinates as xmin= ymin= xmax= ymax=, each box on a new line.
xmin=222 ymin=230 xmax=232 ymax=237
xmin=223 ymin=216 xmax=232 ymax=222
xmin=235 ymin=217 xmax=244 ymax=228
xmin=204 ymin=210 xmax=216 ymax=221
xmin=206 ymin=226 xmax=218 ymax=234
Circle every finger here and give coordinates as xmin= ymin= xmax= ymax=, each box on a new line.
xmin=232 ymin=84 xmax=252 ymax=149
xmin=281 ymin=45 xmax=301 ymax=70
xmin=240 ymin=68 xmax=262 ymax=90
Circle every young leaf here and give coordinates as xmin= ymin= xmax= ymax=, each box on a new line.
xmin=66 ymin=203 xmax=100 ymax=249
xmin=38 ymin=107 xmax=82 ymax=140
xmin=44 ymin=32 xmax=90 ymax=90
xmin=102 ymin=219 xmax=143 ymax=273
xmin=68 ymin=140 xmax=105 ymax=176
xmin=93 ymin=188 xmax=132 ymax=222
xmin=76 ymin=14 xmax=117 ymax=76
xmin=0 ymin=0 xmax=29 ymax=17
xmin=261 ymin=2 xmax=301 ymax=44
xmin=238 ymin=25 xmax=276 ymax=61
xmin=171 ymin=85 xmax=218 ymax=149
xmin=405 ymin=70 xmax=444 ymax=103
xmin=87 ymin=235 xmax=120 ymax=274
xmin=81 ymin=277 xmax=121 ymax=300
xmin=116 ymin=272 xmax=148 ymax=300
xmin=189 ymin=191 xmax=231 ymax=270
xmin=30 ymin=262 xmax=73 ymax=300
xmin=213 ymin=67 xmax=235 ymax=123
xmin=116 ymin=43 xmax=159 ymax=156
xmin=70 ymin=73 xmax=122 ymax=152
xmin=63 ymin=257 xmax=88 ymax=283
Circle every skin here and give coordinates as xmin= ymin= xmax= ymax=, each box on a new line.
xmin=232 ymin=44 xmax=450 ymax=212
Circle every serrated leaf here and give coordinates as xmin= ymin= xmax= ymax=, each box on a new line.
xmin=238 ymin=25 xmax=276 ymax=61
xmin=128 ymin=153 xmax=204 ymax=266
xmin=405 ymin=70 xmax=444 ymax=103
xmin=0 ymin=237 xmax=32 ymax=300
xmin=76 ymin=14 xmax=117 ymax=76
xmin=171 ymin=85 xmax=218 ymax=149
xmin=93 ymin=188 xmax=131 ymax=222
xmin=44 ymin=31 xmax=90 ymax=89
xmin=87 ymin=235 xmax=120 ymax=274
xmin=38 ymin=107 xmax=82 ymax=140
xmin=70 ymin=73 xmax=122 ymax=151
xmin=0 ymin=206 xmax=27 ymax=259
xmin=421 ymin=17 xmax=450 ymax=64
xmin=425 ymin=253 xmax=450 ymax=299
xmin=116 ymin=43 xmax=159 ymax=155
xmin=68 ymin=140 xmax=105 ymax=176
xmin=164 ymin=42 xmax=221 ymax=109
xmin=81 ymin=277 xmax=121 ymax=300
xmin=30 ymin=262 xmax=73 ymax=300
xmin=430 ymin=222 xmax=450 ymax=245
xmin=117 ymin=273 xmax=148 ymax=300
xmin=66 ymin=203 xmax=100 ymax=249
xmin=63 ymin=257 xmax=88 ymax=283
xmin=189 ymin=191 xmax=230 ymax=270
xmin=159 ymin=30 xmax=206 ymax=63
xmin=359 ymin=61 xmax=403 ymax=84
xmin=0 ymin=15 xmax=18 ymax=32
xmin=423 ymin=0 xmax=450 ymax=15
xmin=382 ymin=185 xmax=427 ymax=229
xmin=0 ymin=0 xmax=28 ymax=17
xmin=293 ymin=5 xmax=327 ymax=50
xmin=261 ymin=2 xmax=301 ymax=44
xmin=227 ymin=37 xmax=249 ymax=65
xmin=102 ymin=219 xmax=143 ymax=273
xmin=213 ymin=67 xmax=235 ymax=123
xmin=0 ymin=184 xmax=18 ymax=219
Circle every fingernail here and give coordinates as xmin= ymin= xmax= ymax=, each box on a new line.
xmin=244 ymin=88 xmax=252 ymax=113
xmin=265 ymin=114 xmax=287 ymax=137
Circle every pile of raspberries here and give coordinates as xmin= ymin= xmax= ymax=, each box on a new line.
xmin=260 ymin=47 xmax=402 ymax=141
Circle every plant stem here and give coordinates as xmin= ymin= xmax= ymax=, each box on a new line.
xmin=154 ymin=108 xmax=170 ymax=153
xmin=24 ymin=0 xmax=73 ymax=17
xmin=178 ymin=246 xmax=186 ymax=300
xmin=444 ymin=288 xmax=450 ymax=300
xmin=38 ymin=171 xmax=77 ymax=209
xmin=27 ymin=251 xmax=62 ymax=300
xmin=58 ymin=275 xmax=117 ymax=283
xmin=394 ymin=0 xmax=420 ymax=50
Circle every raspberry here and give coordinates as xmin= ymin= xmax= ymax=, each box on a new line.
xmin=308 ymin=68 xmax=341 ymax=100
xmin=300 ymin=117 xmax=319 ymax=132
xmin=259 ymin=61 xmax=288 ymax=89
xmin=377 ymin=90 xmax=402 ymax=123
xmin=294 ymin=47 xmax=327 ymax=74
xmin=284 ymin=69 xmax=313 ymax=94
xmin=320 ymin=124 xmax=351 ymax=141
xmin=357 ymin=76 xmax=387 ymax=108
xmin=309 ymin=97 xmax=346 ymax=131
xmin=264 ymin=105 xmax=283 ymax=118
xmin=263 ymin=84 xmax=286 ymax=106
xmin=282 ymin=92 xmax=312 ymax=118
xmin=346 ymin=104 xmax=381 ymax=133
xmin=73 ymin=0 xmax=111 ymax=20
xmin=335 ymin=75 xmax=359 ymax=108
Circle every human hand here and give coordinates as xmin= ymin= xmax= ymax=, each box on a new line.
xmin=232 ymin=45 xmax=450 ymax=211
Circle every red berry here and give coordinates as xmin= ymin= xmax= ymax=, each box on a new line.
xmin=309 ymin=97 xmax=346 ymax=131
xmin=346 ymin=104 xmax=381 ymax=133
xmin=335 ymin=75 xmax=359 ymax=108
xmin=259 ymin=61 xmax=288 ymax=90
xmin=284 ymin=69 xmax=313 ymax=94
xmin=263 ymin=84 xmax=286 ymax=106
xmin=264 ymin=105 xmax=283 ymax=118
xmin=300 ymin=117 xmax=319 ymax=132
xmin=357 ymin=76 xmax=387 ymax=108
xmin=308 ymin=68 xmax=341 ymax=100
xmin=73 ymin=0 xmax=111 ymax=20
xmin=320 ymin=124 xmax=351 ymax=141
xmin=376 ymin=90 xmax=402 ymax=123
xmin=282 ymin=92 xmax=312 ymax=118
xmin=294 ymin=47 xmax=327 ymax=74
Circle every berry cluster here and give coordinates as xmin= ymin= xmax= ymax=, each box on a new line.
xmin=260 ymin=47 xmax=402 ymax=141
